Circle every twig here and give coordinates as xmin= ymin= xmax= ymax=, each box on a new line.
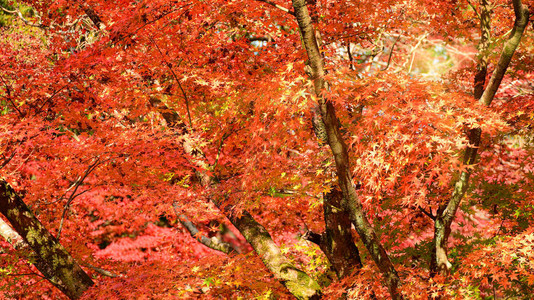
xmin=255 ymin=0 xmax=295 ymax=15
xmin=149 ymin=36 xmax=193 ymax=130
xmin=57 ymin=157 xmax=101 ymax=240
xmin=6 ymin=272 xmax=47 ymax=279
xmin=8 ymin=147 xmax=35 ymax=176
xmin=35 ymin=84 xmax=69 ymax=115
xmin=81 ymin=262 xmax=121 ymax=278
xmin=0 ymin=75 xmax=24 ymax=117
xmin=381 ymin=32 xmax=402 ymax=71
xmin=419 ymin=207 xmax=436 ymax=220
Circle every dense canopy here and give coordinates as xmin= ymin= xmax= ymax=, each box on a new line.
xmin=1 ymin=0 xmax=534 ymax=299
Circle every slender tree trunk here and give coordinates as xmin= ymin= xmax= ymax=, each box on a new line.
xmin=430 ymin=0 xmax=529 ymax=275
xmin=0 ymin=180 xmax=94 ymax=299
xmin=291 ymin=0 xmax=402 ymax=298
xmin=303 ymin=0 xmax=364 ymax=278
xmin=473 ymin=0 xmax=491 ymax=100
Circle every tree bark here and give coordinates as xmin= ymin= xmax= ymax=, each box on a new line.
xmin=473 ymin=0 xmax=491 ymax=100
xmin=430 ymin=0 xmax=529 ymax=275
xmin=479 ymin=0 xmax=530 ymax=106
xmin=0 ymin=180 xmax=94 ymax=299
xmin=303 ymin=189 xmax=362 ymax=278
xmin=231 ymin=212 xmax=322 ymax=299
xmin=172 ymin=203 xmax=236 ymax=254
xmin=291 ymin=0 xmax=402 ymax=298
xmin=302 ymin=0 xmax=364 ymax=278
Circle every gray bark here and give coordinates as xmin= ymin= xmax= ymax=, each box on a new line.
xmin=0 ymin=180 xmax=94 ymax=299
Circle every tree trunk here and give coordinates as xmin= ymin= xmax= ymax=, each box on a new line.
xmin=0 ymin=180 xmax=94 ymax=299
xmin=430 ymin=0 xmax=529 ymax=275
xmin=291 ymin=0 xmax=402 ymax=298
xmin=321 ymin=189 xmax=362 ymax=278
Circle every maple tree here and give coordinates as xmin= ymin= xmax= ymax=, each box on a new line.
xmin=1 ymin=0 xmax=534 ymax=299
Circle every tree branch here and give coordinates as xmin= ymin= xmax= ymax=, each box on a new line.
xmin=81 ymin=262 xmax=121 ymax=278
xmin=381 ymin=33 xmax=402 ymax=71
xmin=149 ymin=37 xmax=193 ymax=130
xmin=152 ymin=96 xmax=321 ymax=299
xmin=419 ymin=207 xmax=435 ymax=220
xmin=0 ymin=74 xmax=24 ymax=118
xmin=57 ymin=157 xmax=102 ymax=240
xmin=0 ymin=180 xmax=94 ymax=299
xmin=172 ymin=203 xmax=235 ymax=254
xmin=431 ymin=0 xmax=529 ymax=275
xmin=255 ymin=0 xmax=295 ymax=15
xmin=479 ymin=0 xmax=529 ymax=106
xmin=0 ymin=5 xmax=46 ymax=28
xmin=466 ymin=0 xmax=481 ymax=19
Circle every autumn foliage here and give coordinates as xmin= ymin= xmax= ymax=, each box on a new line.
xmin=1 ymin=0 xmax=534 ymax=299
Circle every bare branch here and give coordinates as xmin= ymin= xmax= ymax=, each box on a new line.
xmin=57 ymin=157 xmax=102 ymax=240
xmin=381 ymin=32 xmax=402 ymax=71
xmin=0 ymin=151 xmax=16 ymax=171
xmin=0 ymin=5 xmax=46 ymax=28
xmin=347 ymin=44 xmax=354 ymax=70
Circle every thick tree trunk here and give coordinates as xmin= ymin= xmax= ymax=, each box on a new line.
xmin=0 ymin=180 xmax=94 ymax=299
xmin=192 ymin=154 xmax=322 ymax=299
xmin=291 ymin=0 xmax=402 ymax=298
xmin=320 ymin=189 xmax=362 ymax=278
xmin=430 ymin=0 xmax=529 ymax=275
